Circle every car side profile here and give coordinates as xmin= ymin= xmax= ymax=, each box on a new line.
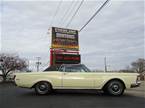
xmin=14 ymin=64 xmax=141 ymax=96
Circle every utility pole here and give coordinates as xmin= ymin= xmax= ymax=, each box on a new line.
xmin=26 ymin=59 xmax=29 ymax=71
xmin=36 ymin=57 xmax=41 ymax=72
xmin=104 ymin=57 xmax=107 ymax=72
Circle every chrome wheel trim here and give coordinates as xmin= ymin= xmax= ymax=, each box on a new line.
xmin=36 ymin=82 xmax=49 ymax=94
xmin=110 ymin=84 xmax=121 ymax=94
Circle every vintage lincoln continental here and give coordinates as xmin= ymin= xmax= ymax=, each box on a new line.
xmin=14 ymin=64 xmax=141 ymax=96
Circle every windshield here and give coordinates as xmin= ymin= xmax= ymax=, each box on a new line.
xmin=43 ymin=65 xmax=61 ymax=71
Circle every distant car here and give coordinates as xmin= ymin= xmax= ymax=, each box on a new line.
xmin=14 ymin=64 xmax=141 ymax=96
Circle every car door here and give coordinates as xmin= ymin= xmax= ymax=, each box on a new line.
xmin=62 ymin=65 xmax=95 ymax=89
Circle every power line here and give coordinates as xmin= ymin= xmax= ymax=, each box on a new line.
xmin=65 ymin=0 xmax=84 ymax=28
xmin=49 ymin=0 xmax=63 ymax=27
xmin=79 ymin=0 xmax=110 ymax=32
xmin=58 ymin=0 xmax=75 ymax=26
xmin=61 ymin=1 xmax=78 ymax=27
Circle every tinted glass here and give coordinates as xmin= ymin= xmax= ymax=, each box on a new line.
xmin=65 ymin=64 xmax=90 ymax=72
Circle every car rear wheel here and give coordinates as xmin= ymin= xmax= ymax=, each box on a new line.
xmin=35 ymin=81 xmax=52 ymax=95
xmin=104 ymin=80 xmax=125 ymax=96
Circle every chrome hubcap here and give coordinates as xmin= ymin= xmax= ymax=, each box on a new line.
xmin=39 ymin=84 xmax=47 ymax=91
xmin=111 ymin=84 xmax=120 ymax=92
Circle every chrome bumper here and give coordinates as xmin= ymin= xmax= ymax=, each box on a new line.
xmin=131 ymin=81 xmax=141 ymax=88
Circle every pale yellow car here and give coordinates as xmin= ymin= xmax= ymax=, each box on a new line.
xmin=14 ymin=64 xmax=141 ymax=96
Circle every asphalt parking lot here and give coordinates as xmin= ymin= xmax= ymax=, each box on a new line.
xmin=0 ymin=82 xmax=145 ymax=108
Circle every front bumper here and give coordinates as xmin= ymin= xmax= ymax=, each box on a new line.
xmin=131 ymin=81 xmax=141 ymax=88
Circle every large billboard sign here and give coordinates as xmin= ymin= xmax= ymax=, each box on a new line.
xmin=51 ymin=27 xmax=79 ymax=50
xmin=54 ymin=54 xmax=80 ymax=64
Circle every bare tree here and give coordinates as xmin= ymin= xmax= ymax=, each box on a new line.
xmin=131 ymin=58 xmax=145 ymax=73
xmin=0 ymin=53 xmax=27 ymax=81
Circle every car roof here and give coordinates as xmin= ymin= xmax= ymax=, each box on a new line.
xmin=44 ymin=64 xmax=83 ymax=71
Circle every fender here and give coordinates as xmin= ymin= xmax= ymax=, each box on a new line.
xmin=31 ymin=79 xmax=53 ymax=88
xmin=101 ymin=78 xmax=126 ymax=89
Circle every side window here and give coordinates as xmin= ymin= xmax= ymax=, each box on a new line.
xmin=65 ymin=67 xmax=85 ymax=72
xmin=65 ymin=67 xmax=72 ymax=72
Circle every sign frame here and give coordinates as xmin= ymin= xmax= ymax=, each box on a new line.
xmin=51 ymin=27 xmax=79 ymax=50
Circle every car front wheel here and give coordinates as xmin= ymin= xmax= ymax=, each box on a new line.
xmin=35 ymin=81 xmax=52 ymax=95
xmin=104 ymin=80 xmax=125 ymax=96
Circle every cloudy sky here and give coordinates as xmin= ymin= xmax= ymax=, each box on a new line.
xmin=0 ymin=0 xmax=144 ymax=71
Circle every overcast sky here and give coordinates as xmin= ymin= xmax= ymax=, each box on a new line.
xmin=0 ymin=0 xmax=144 ymax=71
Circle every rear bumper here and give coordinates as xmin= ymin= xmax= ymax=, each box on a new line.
xmin=130 ymin=81 xmax=141 ymax=88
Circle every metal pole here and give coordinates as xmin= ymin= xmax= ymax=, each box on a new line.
xmin=104 ymin=57 xmax=107 ymax=72
xmin=50 ymin=49 xmax=53 ymax=66
xmin=36 ymin=57 xmax=41 ymax=72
